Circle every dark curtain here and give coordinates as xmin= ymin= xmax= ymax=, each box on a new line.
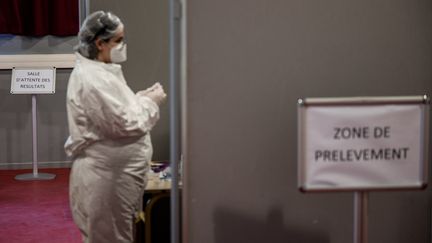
xmin=0 ymin=0 xmax=79 ymax=36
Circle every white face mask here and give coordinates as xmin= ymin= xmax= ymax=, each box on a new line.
xmin=110 ymin=42 xmax=127 ymax=63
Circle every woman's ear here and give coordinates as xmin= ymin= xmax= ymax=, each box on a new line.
xmin=95 ymin=38 xmax=105 ymax=51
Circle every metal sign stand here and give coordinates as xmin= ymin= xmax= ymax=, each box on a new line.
xmin=15 ymin=94 xmax=56 ymax=181
xmin=353 ymin=191 xmax=368 ymax=243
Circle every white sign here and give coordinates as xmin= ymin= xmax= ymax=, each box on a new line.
xmin=11 ymin=67 xmax=56 ymax=94
xmin=298 ymin=97 xmax=429 ymax=191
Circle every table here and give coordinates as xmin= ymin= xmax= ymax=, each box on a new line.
xmin=136 ymin=169 xmax=176 ymax=243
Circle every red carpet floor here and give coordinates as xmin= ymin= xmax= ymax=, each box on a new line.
xmin=0 ymin=168 xmax=82 ymax=243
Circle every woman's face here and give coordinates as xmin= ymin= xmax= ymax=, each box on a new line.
xmin=95 ymin=26 xmax=125 ymax=63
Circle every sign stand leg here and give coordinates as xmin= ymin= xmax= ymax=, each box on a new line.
xmin=15 ymin=95 xmax=56 ymax=181
xmin=353 ymin=191 xmax=368 ymax=243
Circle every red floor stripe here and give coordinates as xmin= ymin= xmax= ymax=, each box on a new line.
xmin=0 ymin=168 xmax=82 ymax=243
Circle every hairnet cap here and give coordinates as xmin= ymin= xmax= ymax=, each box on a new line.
xmin=75 ymin=11 xmax=123 ymax=59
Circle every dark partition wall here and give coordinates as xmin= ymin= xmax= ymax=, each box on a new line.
xmin=184 ymin=0 xmax=432 ymax=242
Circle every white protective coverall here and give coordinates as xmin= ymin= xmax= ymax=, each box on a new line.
xmin=65 ymin=52 xmax=159 ymax=243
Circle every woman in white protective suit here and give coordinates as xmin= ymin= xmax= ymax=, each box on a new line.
xmin=65 ymin=11 xmax=166 ymax=243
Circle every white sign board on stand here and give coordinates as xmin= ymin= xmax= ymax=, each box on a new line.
xmin=298 ymin=96 xmax=430 ymax=192
xmin=10 ymin=67 xmax=56 ymax=181
xmin=10 ymin=67 xmax=56 ymax=94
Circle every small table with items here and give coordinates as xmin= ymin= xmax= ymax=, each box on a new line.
xmin=135 ymin=161 xmax=176 ymax=243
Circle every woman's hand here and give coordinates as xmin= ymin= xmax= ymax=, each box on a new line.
xmin=138 ymin=82 xmax=167 ymax=105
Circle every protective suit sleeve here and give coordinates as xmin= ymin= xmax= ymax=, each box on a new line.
xmin=81 ymin=74 xmax=160 ymax=138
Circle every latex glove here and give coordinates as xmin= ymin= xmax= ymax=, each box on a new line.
xmin=140 ymin=83 xmax=167 ymax=105
xmin=137 ymin=82 xmax=160 ymax=96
